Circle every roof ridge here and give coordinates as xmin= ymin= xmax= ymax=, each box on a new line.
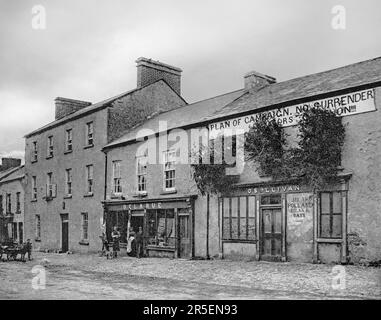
xmin=274 ymin=56 xmax=381 ymax=86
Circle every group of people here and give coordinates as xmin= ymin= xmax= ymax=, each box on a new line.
xmin=100 ymin=226 xmax=144 ymax=259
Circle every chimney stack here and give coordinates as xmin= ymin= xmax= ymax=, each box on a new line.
xmin=136 ymin=57 xmax=182 ymax=95
xmin=0 ymin=157 xmax=21 ymax=172
xmin=244 ymin=71 xmax=276 ymax=92
xmin=55 ymin=97 xmax=92 ymax=120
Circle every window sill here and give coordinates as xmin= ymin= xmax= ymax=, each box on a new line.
xmin=79 ymin=240 xmax=89 ymax=246
xmin=31 ymin=199 xmax=37 ymax=203
xmin=63 ymin=195 xmax=72 ymax=199
xmin=64 ymin=150 xmax=73 ymax=155
xmin=31 ymin=160 xmax=38 ymax=164
xmin=35 ymin=238 xmax=41 ymax=242
xmin=46 ymin=155 xmax=54 ymax=160
xmin=222 ymin=239 xmax=258 ymax=244
xmin=160 ymin=189 xmax=177 ymax=195
xmin=132 ymin=192 xmax=147 ymax=198
xmin=84 ymin=193 xmax=94 ymax=198
xmin=84 ymin=144 xmax=94 ymax=150
xmin=316 ymin=238 xmax=343 ymax=243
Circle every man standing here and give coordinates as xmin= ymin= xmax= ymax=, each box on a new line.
xmin=135 ymin=226 xmax=144 ymax=258
xmin=111 ymin=226 xmax=121 ymax=258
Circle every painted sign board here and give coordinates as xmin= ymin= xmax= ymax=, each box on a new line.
xmin=209 ymin=88 xmax=376 ymax=138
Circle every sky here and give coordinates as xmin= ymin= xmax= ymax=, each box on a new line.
xmin=0 ymin=0 xmax=380 ymax=162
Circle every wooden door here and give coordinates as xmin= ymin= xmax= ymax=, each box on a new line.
xmin=61 ymin=216 xmax=69 ymax=253
xmin=178 ymin=215 xmax=191 ymax=258
xmin=261 ymin=208 xmax=282 ymax=261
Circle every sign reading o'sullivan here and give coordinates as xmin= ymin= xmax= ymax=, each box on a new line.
xmin=209 ymin=88 xmax=376 ymax=138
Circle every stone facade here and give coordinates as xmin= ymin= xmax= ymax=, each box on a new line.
xmin=24 ymin=58 xmax=185 ymax=254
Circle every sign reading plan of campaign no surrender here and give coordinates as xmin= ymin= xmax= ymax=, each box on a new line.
xmin=209 ymin=88 xmax=376 ymax=137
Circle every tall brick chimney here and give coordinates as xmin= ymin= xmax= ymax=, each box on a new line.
xmin=136 ymin=57 xmax=182 ymax=95
xmin=55 ymin=97 xmax=92 ymax=120
xmin=0 ymin=157 xmax=21 ymax=172
xmin=244 ymin=71 xmax=276 ymax=92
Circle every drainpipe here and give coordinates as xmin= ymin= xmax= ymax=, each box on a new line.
xmin=206 ymin=193 xmax=210 ymax=259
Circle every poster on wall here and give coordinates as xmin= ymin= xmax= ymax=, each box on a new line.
xmin=287 ymin=193 xmax=314 ymax=226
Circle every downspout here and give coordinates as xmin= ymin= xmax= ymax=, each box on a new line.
xmin=206 ymin=193 xmax=210 ymax=259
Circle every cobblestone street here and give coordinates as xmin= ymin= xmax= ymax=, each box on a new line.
xmin=0 ymin=252 xmax=380 ymax=300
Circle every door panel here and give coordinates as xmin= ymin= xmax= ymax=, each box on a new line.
xmin=178 ymin=215 xmax=191 ymax=258
xmin=261 ymin=208 xmax=282 ymax=260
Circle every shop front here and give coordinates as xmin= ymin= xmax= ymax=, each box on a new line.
xmin=219 ymin=178 xmax=350 ymax=263
xmin=103 ymin=196 xmax=196 ymax=259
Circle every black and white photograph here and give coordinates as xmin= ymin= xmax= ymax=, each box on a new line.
xmin=0 ymin=0 xmax=380 ymax=309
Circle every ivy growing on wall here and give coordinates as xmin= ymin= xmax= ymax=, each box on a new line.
xmin=244 ymin=108 xmax=346 ymax=190
xmin=191 ymin=143 xmax=239 ymax=196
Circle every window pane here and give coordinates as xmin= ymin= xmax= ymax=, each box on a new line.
xmin=223 ymin=198 xmax=230 ymax=218
xmin=320 ymin=214 xmax=331 ymax=238
xmin=263 ymin=210 xmax=272 ymax=233
xmin=231 ymin=197 xmax=238 ymax=217
xmin=332 ymin=214 xmax=342 ymax=238
xmin=248 ymin=218 xmax=255 ymax=240
xmin=274 ymin=210 xmax=282 ymax=233
xmin=222 ymin=217 xmax=230 ymax=239
xmin=239 ymin=218 xmax=247 ymax=240
xmin=333 ymin=192 xmax=342 ymax=213
xmin=231 ymin=218 xmax=239 ymax=239
xmin=248 ymin=196 xmax=255 ymax=217
xmin=240 ymin=197 xmax=247 ymax=218
xmin=321 ymin=193 xmax=330 ymax=214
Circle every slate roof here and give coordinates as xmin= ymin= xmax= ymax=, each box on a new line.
xmin=104 ymin=56 xmax=381 ymax=149
xmin=0 ymin=166 xmax=24 ymax=183
xmin=24 ymin=79 xmax=186 ymax=138
xmin=104 ymin=89 xmax=246 ymax=149
xmin=207 ymin=56 xmax=381 ymax=121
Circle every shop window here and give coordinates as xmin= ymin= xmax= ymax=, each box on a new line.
xmin=107 ymin=211 xmax=127 ymax=243
xmin=0 ymin=195 xmax=3 ymax=214
xmin=147 ymin=209 xmax=175 ymax=247
xmin=12 ymin=222 xmax=17 ymax=241
xmin=319 ymin=192 xmax=342 ymax=238
xmin=221 ymin=196 xmax=256 ymax=241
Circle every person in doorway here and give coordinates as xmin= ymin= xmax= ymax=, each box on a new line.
xmin=135 ymin=226 xmax=144 ymax=258
xmin=111 ymin=226 xmax=121 ymax=258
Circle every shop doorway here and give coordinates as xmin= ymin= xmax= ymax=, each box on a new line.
xmin=260 ymin=208 xmax=282 ymax=261
xmin=178 ymin=214 xmax=191 ymax=258
xmin=61 ymin=214 xmax=69 ymax=253
xmin=130 ymin=215 xmax=144 ymax=234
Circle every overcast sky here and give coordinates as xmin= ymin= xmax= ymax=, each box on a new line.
xmin=0 ymin=0 xmax=380 ymax=162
